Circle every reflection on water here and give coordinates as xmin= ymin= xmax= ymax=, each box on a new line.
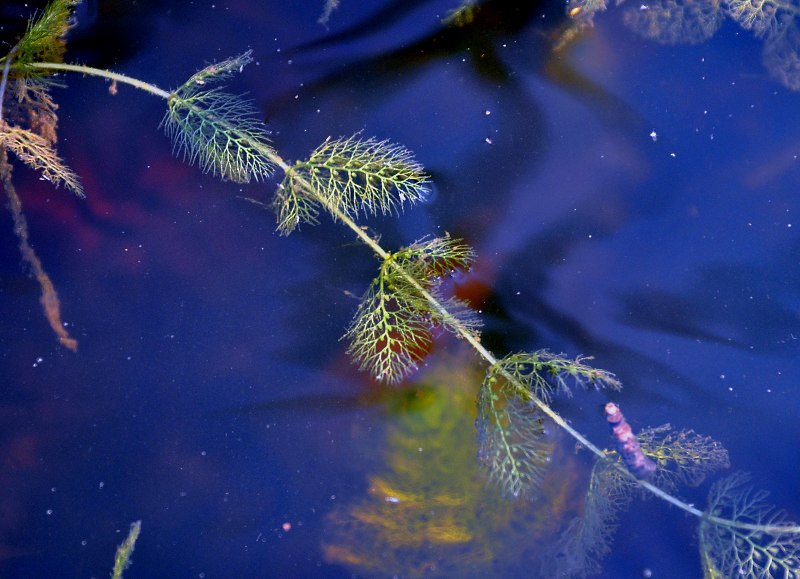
xmin=322 ymin=351 xmax=587 ymax=577
xmin=571 ymin=0 xmax=800 ymax=90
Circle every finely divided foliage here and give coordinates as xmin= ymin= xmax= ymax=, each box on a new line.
xmin=275 ymin=135 xmax=430 ymax=234
xmin=476 ymin=351 xmax=621 ymax=500
xmin=476 ymin=379 xmax=551 ymax=499
xmin=0 ymin=123 xmax=82 ymax=195
xmin=638 ymin=424 xmax=730 ymax=490
xmin=344 ymin=277 xmax=434 ymax=384
xmin=343 ymin=234 xmax=479 ymax=383
xmin=157 ymin=45 xmax=800 ymax=575
xmin=700 ymin=473 xmax=800 ymax=578
xmin=4 ymin=2 xmax=800 ymax=576
xmin=485 ymin=351 xmax=622 ymax=406
xmin=0 ymin=1 xmax=82 ymax=197
xmin=8 ymin=0 xmax=76 ymax=77
xmin=162 ymin=51 xmax=275 ymax=184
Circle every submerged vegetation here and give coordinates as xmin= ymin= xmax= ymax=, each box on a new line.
xmin=111 ymin=521 xmax=141 ymax=579
xmin=2 ymin=0 xmax=799 ymax=576
xmin=567 ymin=0 xmax=800 ymax=91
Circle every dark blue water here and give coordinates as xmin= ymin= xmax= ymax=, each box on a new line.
xmin=1 ymin=1 xmax=799 ymax=577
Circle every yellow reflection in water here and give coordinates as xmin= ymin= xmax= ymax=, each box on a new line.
xmin=322 ymin=348 xmax=586 ymax=577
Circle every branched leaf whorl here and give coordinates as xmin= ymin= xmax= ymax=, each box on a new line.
xmin=278 ymin=135 xmax=429 ymax=233
xmin=344 ymin=280 xmax=433 ymax=384
xmin=474 ymin=351 xmax=622 ymax=502
xmin=486 ymin=350 xmax=622 ymax=405
xmin=5 ymin=0 xmax=77 ymax=77
xmin=700 ymin=472 xmax=800 ymax=579
xmin=344 ymin=235 xmax=478 ymax=382
xmin=391 ymin=235 xmax=481 ymax=335
xmin=162 ymin=52 xmax=275 ymax=184
xmin=271 ymin=180 xmax=321 ymax=235
xmin=393 ymin=234 xmax=476 ymax=281
xmin=0 ymin=121 xmax=82 ymax=196
xmin=476 ymin=376 xmax=551 ymax=499
xmin=638 ymin=425 xmax=730 ymax=490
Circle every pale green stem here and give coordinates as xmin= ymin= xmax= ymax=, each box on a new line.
xmin=28 ymin=62 xmax=171 ymax=98
xmin=29 ymin=62 xmax=278 ymax=178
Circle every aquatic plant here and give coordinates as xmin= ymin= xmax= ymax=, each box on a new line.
xmin=323 ymin=355 xmax=590 ymax=577
xmin=111 ymin=521 xmax=141 ymax=579
xmin=161 ymin=51 xmax=276 ymax=184
xmin=621 ymin=0 xmax=724 ymax=44
xmin=3 ymin=1 xmax=799 ymax=576
xmin=566 ymin=0 xmax=800 ymax=91
xmin=0 ymin=0 xmax=82 ymax=350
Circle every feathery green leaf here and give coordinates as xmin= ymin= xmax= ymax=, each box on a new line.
xmin=700 ymin=472 xmax=800 ymax=579
xmin=390 ymin=234 xmax=481 ymax=335
xmin=271 ymin=178 xmax=322 ymax=235
xmin=283 ymin=134 xmax=429 ymax=223
xmin=343 ymin=235 xmax=478 ymax=382
xmin=638 ymin=424 xmax=730 ymax=490
xmin=163 ymin=52 xmax=275 ymax=184
xmin=486 ymin=350 xmax=622 ymax=405
xmin=4 ymin=0 xmax=77 ymax=77
xmin=393 ymin=234 xmax=476 ymax=281
xmin=476 ymin=377 xmax=551 ymax=499
xmin=344 ymin=276 xmax=433 ymax=383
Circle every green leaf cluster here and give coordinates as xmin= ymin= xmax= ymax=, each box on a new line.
xmin=472 ymin=350 xmax=736 ymax=575
xmin=274 ymin=135 xmax=430 ymax=234
xmin=111 ymin=520 xmax=141 ymax=579
xmin=476 ymin=381 xmax=550 ymax=499
xmin=539 ymin=422 xmax=730 ymax=576
xmin=0 ymin=2 xmax=82 ymax=196
xmin=2 ymin=0 xmax=77 ymax=78
xmin=700 ymin=473 xmax=800 ymax=579
xmin=638 ymin=424 xmax=730 ymax=490
xmin=163 ymin=51 xmax=276 ymax=184
xmin=485 ymin=350 xmax=622 ymax=405
xmin=4 ymin=3 xmax=800 ymax=575
xmin=475 ymin=351 xmax=621 ymax=501
xmin=344 ymin=234 xmax=479 ymax=383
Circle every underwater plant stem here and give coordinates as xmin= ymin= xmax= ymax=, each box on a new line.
xmin=23 ymin=58 xmax=798 ymax=537
xmin=292 ymin=169 xmax=800 ymax=535
xmin=27 ymin=62 xmax=171 ymax=99
xmin=283 ymin=163 xmax=612 ymax=457
xmin=638 ymin=479 xmax=798 ymax=533
xmin=298 ymin=183 xmax=606 ymax=449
